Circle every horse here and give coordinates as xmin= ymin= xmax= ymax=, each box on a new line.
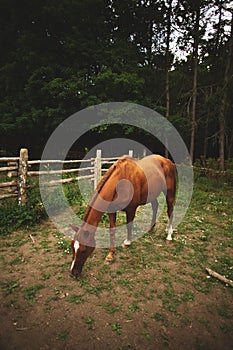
xmin=70 ymin=154 xmax=176 ymax=277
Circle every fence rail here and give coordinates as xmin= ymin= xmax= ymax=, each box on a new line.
xmin=1 ymin=149 xmax=232 ymax=204
xmin=0 ymin=148 xmax=133 ymax=205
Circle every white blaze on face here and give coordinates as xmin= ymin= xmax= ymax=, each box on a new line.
xmin=70 ymin=240 xmax=80 ymax=271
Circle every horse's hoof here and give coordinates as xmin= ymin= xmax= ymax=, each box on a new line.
xmin=105 ymin=258 xmax=114 ymax=264
xmin=122 ymin=243 xmax=130 ymax=249
xmin=122 ymin=239 xmax=131 ymax=248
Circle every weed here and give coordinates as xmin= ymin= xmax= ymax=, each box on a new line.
xmin=196 ymin=317 xmax=210 ymax=332
xmin=57 ymin=329 xmax=69 ymax=341
xmin=66 ymin=293 xmax=85 ymax=304
xmin=41 ymin=272 xmax=51 ymax=280
xmin=217 ymin=303 xmax=233 ymax=319
xmin=181 ymin=290 xmax=195 ymax=302
xmin=110 ymin=322 xmax=122 ymax=335
xmin=118 ymin=345 xmax=131 ymax=350
xmin=151 ymin=312 xmax=168 ymax=326
xmin=101 ymin=302 xmax=121 ymax=314
xmin=24 ymin=284 xmax=44 ymax=303
xmin=85 ymin=316 xmax=94 ymax=325
xmin=125 ymin=313 xmax=133 ymax=320
xmin=141 ymin=330 xmax=151 ymax=341
xmin=1 ymin=280 xmax=19 ymax=296
xmin=161 ymin=332 xmax=170 ymax=347
xmin=85 ymin=316 xmax=95 ymax=329
xmin=9 ymin=256 xmax=23 ymax=265
xmin=128 ymin=303 xmax=140 ymax=312
xmin=219 ymin=323 xmax=231 ymax=333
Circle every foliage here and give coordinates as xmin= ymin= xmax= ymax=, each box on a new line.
xmin=0 ymin=0 xmax=232 ymax=159
xmin=0 ymin=179 xmax=47 ymax=235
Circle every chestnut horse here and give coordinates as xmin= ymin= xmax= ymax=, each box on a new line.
xmin=70 ymin=154 xmax=176 ymax=277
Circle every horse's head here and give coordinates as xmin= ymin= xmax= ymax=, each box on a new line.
xmin=70 ymin=225 xmax=96 ymax=277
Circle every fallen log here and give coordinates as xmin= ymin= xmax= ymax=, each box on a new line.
xmin=206 ymin=268 xmax=233 ymax=287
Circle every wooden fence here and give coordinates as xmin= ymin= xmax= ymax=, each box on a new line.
xmin=0 ymin=148 xmax=133 ymax=205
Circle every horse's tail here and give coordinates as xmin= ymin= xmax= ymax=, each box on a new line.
xmin=165 ymin=160 xmax=177 ymax=201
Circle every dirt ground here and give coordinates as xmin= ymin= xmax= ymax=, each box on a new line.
xmin=0 ymin=216 xmax=232 ymax=350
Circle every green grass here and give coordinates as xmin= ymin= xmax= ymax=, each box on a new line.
xmin=24 ymin=284 xmax=44 ymax=304
xmin=110 ymin=322 xmax=122 ymax=335
xmin=57 ymin=329 xmax=69 ymax=341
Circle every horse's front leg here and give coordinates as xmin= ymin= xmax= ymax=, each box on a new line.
xmin=105 ymin=212 xmax=116 ymax=263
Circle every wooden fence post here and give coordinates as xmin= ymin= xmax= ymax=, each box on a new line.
xmin=18 ymin=148 xmax=28 ymax=206
xmin=94 ymin=149 xmax=102 ymax=189
xmin=129 ymin=150 xmax=133 ymax=157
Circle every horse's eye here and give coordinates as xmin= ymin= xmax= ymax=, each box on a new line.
xmin=83 ymin=231 xmax=90 ymax=239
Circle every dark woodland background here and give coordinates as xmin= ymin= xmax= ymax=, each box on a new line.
xmin=0 ymin=0 xmax=232 ymax=169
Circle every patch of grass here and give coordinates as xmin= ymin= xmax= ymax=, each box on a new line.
xmin=24 ymin=284 xmax=44 ymax=303
xmin=9 ymin=256 xmax=23 ymax=265
xmin=85 ymin=316 xmax=95 ymax=329
xmin=219 ymin=323 xmax=231 ymax=333
xmin=41 ymin=272 xmax=51 ymax=280
xmin=196 ymin=317 xmax=210 ymax=332
xmin=151 ymin=312 xmax=168 ymax=326
xmin=57 ymin=329 xmax=69 ymax=341
xmin=110 ymin=322 xmax=122 ymax=335
xmin=66 ymin=293 xmax=85 ymax=304
xmin=128 ymin=303 xmax=140 ymax=313
xmin=141 ymin=330 xmax=151 ymax=341
xmin=118 ymin=344 xmax=131 ymax=350
xmin=181 ymin=290 xmax=195 ymax=302
xmin=101 ymin=302 xmax=122 ymax=314
xmin=1 ymin=280 xmax=19 ymax=296
xmin=0 ymin=179 xmax=47 ymax=235
xmin=161 ymin=332 xmax=170 ymax=347
xmin=217 ymin=303 xmax=233 ymax=319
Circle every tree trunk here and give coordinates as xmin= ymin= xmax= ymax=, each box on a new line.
xmin=203 ymin=86 xmax=212 ymax=159
xmin=190 ymin=5 xmax=200 ymax=165
xmin=164 ymin=0 xmax=172 ymax=158
xmin=218 ymin=11 xmax=233 ymax=170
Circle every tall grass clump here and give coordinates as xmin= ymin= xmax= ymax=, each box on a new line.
xmin=0 ymin=177 xmax=84 ymax=235
xmin=0 ymin=179 xmax=47 ymax=235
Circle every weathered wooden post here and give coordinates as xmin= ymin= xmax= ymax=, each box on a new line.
xmin=94 ymin=149 xmax=102 ymax=189
xmin=18 ymin=148 xmax=28 ymax=206
xmin=129 ymin=150 xmax=133 ymax=157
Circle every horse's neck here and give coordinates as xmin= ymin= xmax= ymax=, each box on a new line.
xmin=84 ymin=185 xmax=116 ymax=229
xmin=84 ymin=206 xmax=104 ymax=229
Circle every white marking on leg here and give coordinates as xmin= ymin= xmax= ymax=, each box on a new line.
xmin=123 ymin=239 xmax=131 ymax=246
xmin=70 ymin=259 xmax=75 ymax=271
xmin=166 ymin=225 xmax=173 ymax=241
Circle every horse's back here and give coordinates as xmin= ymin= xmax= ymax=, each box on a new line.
xmin=137 ymin=154 xmax=176 ymax=193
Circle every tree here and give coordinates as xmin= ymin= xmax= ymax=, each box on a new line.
xmin=218 ymin=9 xmax=233 ymax=170
xmin=164 ymin=0 xmax=173 ymax=157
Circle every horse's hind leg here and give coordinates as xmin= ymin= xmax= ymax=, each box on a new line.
xmin=165 ymin=192 xmax=174 ymax=241
xmin=147 ymin=199 xmax=158 ymax=233
xmin=105 ymin=213 xmax=116 ymax=263
xmin=123 ymin=209 xmax=136 ymax=247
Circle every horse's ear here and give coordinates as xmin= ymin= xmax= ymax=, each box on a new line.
xmin=70 ymin=224 xmax=79 ymax=232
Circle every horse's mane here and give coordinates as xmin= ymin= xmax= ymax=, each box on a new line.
xmin=82 ymin=156 xmax=133 ymax=223
xmin=96 ymin=155 xmax=133 ymax=192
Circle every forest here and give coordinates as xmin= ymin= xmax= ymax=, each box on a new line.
xmin=0 ymin=0 xmax=232 ymax=169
